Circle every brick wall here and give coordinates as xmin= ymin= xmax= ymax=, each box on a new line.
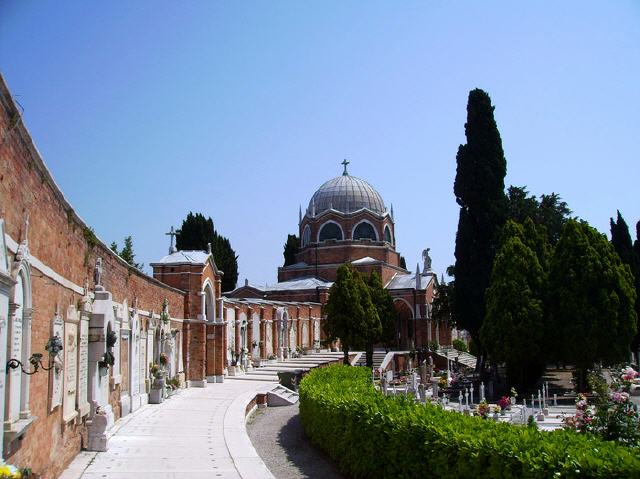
xmin=0 ymin=75 xmax=187 ymax=477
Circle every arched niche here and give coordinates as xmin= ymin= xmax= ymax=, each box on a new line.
xmin=6 ymin=258 xmax=33 ymax=435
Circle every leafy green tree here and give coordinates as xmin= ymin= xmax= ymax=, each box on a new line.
xmin=283 ymin=234 xmax=300 ymax=266
xmin=481 ymin=220 xmax=546 ymax=390
xmin=453 ymin=89 xmax=507 ymax=357
xmin=538 ymin=193 xmax=572 ymax=244
xmin=110 ymin=236 xmax=143 ymax=269
xmin=176 ymin=212 xmax=239 ymax=292
xmin=365 ymin=271 xmax=395 ymax=361
xmin=325 ymin=264 xmax=380 ymax=365
xmin=548 ymin=220 xmax=637 ymax=390
xmin=610 ymin=211 xmax=640 ymax=353
xmin=506 ymin=186 xmax=571 ymax=245
xmin=432 ymin=280 xmax=455 ymax=331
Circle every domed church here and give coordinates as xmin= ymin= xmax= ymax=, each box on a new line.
xmin=229 ymin=161 xmax=450 ymax=349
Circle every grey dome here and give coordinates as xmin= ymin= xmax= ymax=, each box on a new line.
xmin=308 ymin=174 xmax=386 ymax=215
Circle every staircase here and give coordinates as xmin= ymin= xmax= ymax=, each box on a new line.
xmin=435 ymin=347 xmax=477 ymax=369
xmin=267 ymin=384 xmax=299 ymax=406
xmin=354 ymin=350 xmax=388 ymax=368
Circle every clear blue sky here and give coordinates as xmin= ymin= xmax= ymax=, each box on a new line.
xmin=1 ymin=1 xmax=639 ymax=287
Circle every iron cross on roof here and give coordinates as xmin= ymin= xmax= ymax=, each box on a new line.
xmin=166 ymin=226 xmax=180 ymax=254
xmin=341 ymin=159 xmax=350 ymax=176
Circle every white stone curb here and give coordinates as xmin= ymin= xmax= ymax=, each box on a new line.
xmin=224 ymin=387 xmax=277 ymax=479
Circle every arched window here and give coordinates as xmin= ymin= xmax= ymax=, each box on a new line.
xmin=384 ymin=225 xmax=393 ymax=244
xmin=318 ymin=222 xmax=343 ymax=242
xmin=302 ymin=225 xmax=311 ymax=247
xmin=353 ymin=221 xmax=378 ymax=241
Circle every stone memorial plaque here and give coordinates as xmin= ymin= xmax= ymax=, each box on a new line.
xmin=302 ymin=321 xmax=309 ymax=348
xmin=50 ymin=312 xmax=64 ymax=411
xmin=77 ymin=316 xmax=90 ymax=417
xmin=289 ymin=323 xmax=297 ymax=349
xmin=63 ymin=309 xmax=79 ymax=422
xmin=139 ymin=334 xmax=147 ymax=392
xmin=265 ymin=322 xmax=273 ymax=356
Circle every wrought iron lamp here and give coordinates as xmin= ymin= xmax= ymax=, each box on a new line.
xmin=6 ymin=334 xmax=63 ymax=375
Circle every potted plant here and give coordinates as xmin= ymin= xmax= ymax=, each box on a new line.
xmin=493 ymin=405 xmax=501 ymax=420
xmin=510 ymin=387 xmax=518 ymax=405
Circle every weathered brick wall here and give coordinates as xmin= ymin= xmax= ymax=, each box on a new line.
xmin=0 ymin=76 xmax=187 ymax=477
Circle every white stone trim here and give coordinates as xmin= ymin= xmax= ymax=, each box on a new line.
xmin=5 ymin=232 xmax=84 ymax=295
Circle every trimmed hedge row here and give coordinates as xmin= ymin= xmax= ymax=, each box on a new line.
xmin=299 ymin=365 xmax=640 ymax=478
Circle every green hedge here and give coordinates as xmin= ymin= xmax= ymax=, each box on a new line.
xmin=299 ymin=365 xmax=640 ymax=478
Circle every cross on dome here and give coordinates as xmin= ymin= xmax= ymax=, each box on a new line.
xmin=341 ymin=159 xmax=350 ymax=176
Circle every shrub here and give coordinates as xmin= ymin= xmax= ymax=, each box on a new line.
xmin=452 ymin=338 xmax=468 ymax=352
xmin=299 ymin=365 xmax=640 ymax=479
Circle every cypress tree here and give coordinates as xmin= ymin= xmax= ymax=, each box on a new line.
xmin=548 ymin=220 xmax=637 ymax=390
xmin=453 ymin=89 xmax=507 ymax=355
xmin=611 ymin=212 xmax=640 ymax=354
xmin=176 ymin=212 xmax=239 ymax=292
xmin=481 ymin=220 xmax=546 ymax=391
xmin=325 ymin=265 xmax=380 ymax=365
xmin=365 ymin=271 xmax=395 ymax=362
xmin=282 ymin=234 xmax=300 ymax=266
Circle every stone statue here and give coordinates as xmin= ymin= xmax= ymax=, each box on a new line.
xmin=422 ymin=248 xmax=432 ymax=272
xmin=94 ymin=257 xmax=103 ymax=287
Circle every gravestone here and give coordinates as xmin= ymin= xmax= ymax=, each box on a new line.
xmin=77 ymin=295 xmax=90 ymax=419
xmin=49 ymin=310 xmax=64 ymax=411
xmin=86 ymin=283 xmax=115 ymax=451
xmin=139 ymin=332 xmax=147 ymax=397
xmin=417 ymin=383 xmax=426 ymax=403
xmin=63 ymin=305 xmax=79 ymax=423
xmin=301 ymin=320 xmax=309 ymax=348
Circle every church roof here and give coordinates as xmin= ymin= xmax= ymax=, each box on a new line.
xmin=387 ymin=272 xmax=435 ymax=290
xmin=152 ymin=250 xmax=210 ymax=265
xmin=307 ymin=173 xmax=386 ymax=216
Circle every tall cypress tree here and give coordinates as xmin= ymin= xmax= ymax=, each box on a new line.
xmin=282 ymin=234 xmax=300 ymax=266
xmin=611 ymin=212 xmax=640 ymax=354
xmin=453 ymin=89 xmax=507 ymax=355
xmin=481 ymin=220 xmax=546 ymax=391
xmin=176 ymin=212 xmax=239 ymax=292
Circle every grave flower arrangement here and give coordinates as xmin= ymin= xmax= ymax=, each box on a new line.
xmin=476 ymin=400 xmax=490 ymax=419
xmin=497 ymin=395 xmax=511 ymax=411
xmin=0 ymin=461 xmax=31 ymax=478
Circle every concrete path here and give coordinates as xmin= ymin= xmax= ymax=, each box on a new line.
xmin=60 ymin=380 xmax=276 ymax=479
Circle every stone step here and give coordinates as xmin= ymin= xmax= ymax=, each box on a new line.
xmin=267 ymin=385 xmax=299 ymax=406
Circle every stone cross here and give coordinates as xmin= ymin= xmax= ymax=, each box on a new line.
xmin=341 ymin=159 xmax=350 ymax=175
xmin=165 ymin=226 xmax=179 ymax=254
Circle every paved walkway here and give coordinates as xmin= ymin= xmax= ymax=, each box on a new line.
xmin=60 ymin=380 xmax=276 ymax=479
